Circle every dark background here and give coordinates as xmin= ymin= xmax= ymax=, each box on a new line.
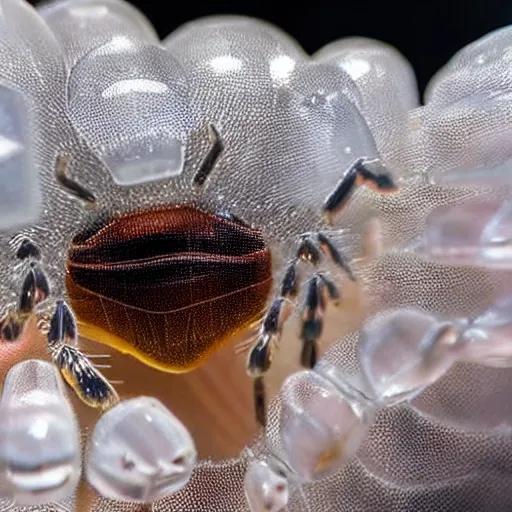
xmin=33 ymin=0 xmax=512 ymax=96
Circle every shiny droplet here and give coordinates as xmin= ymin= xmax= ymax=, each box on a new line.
xmin=279 ymin=370 xmax=371 ymax=481
xmin=0 ymin=360 xmax=80 ymax=506
xmin=244 ymin=460 xmax=289 ymax=512
xmin=415 ymin=199 xmax=510 ymax=267
xmin=359 ymin=309 xmax=463 ymax=405
xmin=68 ymin=37 xmax=190 ymax=185
xmin=86 ymin=397 xmax=197 ymax=502
xmin=461 ymin=291 xmax=512 ymax=367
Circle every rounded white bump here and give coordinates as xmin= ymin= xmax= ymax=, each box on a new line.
xmin=0 ymin=360 xmax=80 ymax=506
xmin=279 ymin=370 xmax=371 ymax=481
xmin=244 ymin=459 xmax=289 ymax=512
xmin=86 ymin=396 xmax=197 ymax=503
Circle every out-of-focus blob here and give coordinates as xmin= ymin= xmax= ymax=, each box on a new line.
xmin=431 ymin=157 xmax=512 ymax=188
xmin=67 ymin=38 xmax=191 ymax=185
xmin=423 ymin=26 xmax=512 ymax=175
xmin=0 ymin=83 xmax=39 ymax=231
xmin=461 ymin=291 xmax=512 ymax=367
xmin=313 ymin=37 xmax=419 ymax=175
xmin=415 ymin=198 xmax=512 ymax=268
xmin=37 ymin=0 xmax=158 ymax=69
xmin=86 ymin=397 xmax=197 ymax=503
xmin=163 ymin=17 xmax=382 ymax=231
xmin=0 ymin=360 xmax=80 ymax=506
xmin=358 ymin=309 xmax=463 ymax=405
xmin=278 ymin=370 xmax=371 ymax=482
xmin=244 ymin=459 xmax=289 ymax=512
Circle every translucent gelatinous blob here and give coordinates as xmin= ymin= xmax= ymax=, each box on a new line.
xmin=431 ymin=156 xmax=512 ymax=188
xmin=461 ymin=291 xmax=512 ymax=367
xmin=67 ymin=38 xmax=190 ymax=185
xmin=163 ymin=16 xmax=380 ymax=233
xmin=0 ymin=360 xmax=80 ymax=506
xmin=0 ymin=83 xmax=39 ymax=231
xmin=416 ymin=198 xmax=512 ymax=268
xmin=314 ymin=37 xmax=419 ymax=173
xmin=38 ymin=0 xmax=158 ymax=69
xmin=422 ymin=91 xmax=512 ymax=175
xmin=425 ymin=25 xmax=512 ymax=106
xmin=422 ymin=26 xmax=512 ymax=174
xmin=279 ymin=370 xmax=371 ymax=481
xmin=314 ymin=37 xmax=418 ymax=116
xmin=86 ymin=397 xmax=197 ymax=502
xmin=244 ymin=459 xmax=289 ymax=512
xmin=359 ymin=309 xmax=463 ymax=405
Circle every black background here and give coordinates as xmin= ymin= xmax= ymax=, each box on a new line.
xmin=32 ymin=0 xmax=512 ymax=96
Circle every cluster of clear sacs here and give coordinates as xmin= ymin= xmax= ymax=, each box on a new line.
xmin=0 ymin=0 xmax=512 ymax=511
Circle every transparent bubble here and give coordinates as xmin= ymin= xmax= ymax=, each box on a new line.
xmin=244 ymin=459 xmax=289 ymax=512
xmin=278 ymin=370 xmax=372 ymax=481
xmin=0 ymin=360 xmax=80 ymax=506
xmin=416 ymin=198 xmax=512 ymax=268
xmin=38 ymin=0 xmax=158 ymax=69
xmin=314 ymin=37 xmax=419 ymax=174
xmin=67 ymin=38 xmax=191 ymax=185
xmin=359 ymin=309 xmax=464 ymax=405
xmin=86 ymin=397 xmax=196 ymax=503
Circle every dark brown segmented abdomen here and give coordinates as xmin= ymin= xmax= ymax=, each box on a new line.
xmin=65 ymin=206 xmax=272 ymax=372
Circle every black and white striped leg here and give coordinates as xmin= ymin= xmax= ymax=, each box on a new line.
xmin=47 ymin=300 xmax=119 ymax=410
xmin=322 ymin=157 xmax=398 ymax=224
xmin=246 ymin=231 xmax=351 ymax=427
xmin=247 ymin=298 xmax=289 ymax=427
xmin=1 ymin=243 xmax=50 ymax=342
xmin=3 ymin=237 xmax=118 ymax=410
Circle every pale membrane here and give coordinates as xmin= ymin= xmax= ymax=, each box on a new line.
xmin=0 ymin=2 xmax=510 ymax=512
xmin=416 ymin=198 xmax=512 ymax=269
xmin=313 ymin=37 xmax=419 ymax=175
xmin=0 ymin=83 xmax=39 ymax=231
xmin=244 ymin=459 xmax=289 ymax=512
xmin=86 ymin=397 xmax=196 ymax=503
xmin=38 ymin=0 xmax=158 ymax=69
xmin=67 ymin=38 xmax=191 ymax=185
xmin=0 ymin=360 xmax=80 ymax=506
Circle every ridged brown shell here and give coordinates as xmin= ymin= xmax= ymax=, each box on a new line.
xmin=65 ymin=206 xmax=272 ymax=372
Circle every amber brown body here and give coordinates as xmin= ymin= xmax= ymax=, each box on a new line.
xmin=66 ymin=206 xmax=272 ymax=372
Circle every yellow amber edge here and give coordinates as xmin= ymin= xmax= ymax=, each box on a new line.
xmin=77 ymin=316 xmax=263 ymax=376
xmin=77 ymin=321 xmax=203 ymax=374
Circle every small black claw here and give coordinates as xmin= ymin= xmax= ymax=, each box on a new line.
xmin=318 ymin=273 xmax=341 ymax=305
xmin=18 ymin=269 xmax=37 ymax=314
xmin=247 ymin=336 xmax=272 ymax=376
xmin=262 ymin=298 xmax=286 ymax=336
xmin=48 ymin=300 xmax=77 ymax=348
xmin=281 ymin=260 xmax=299 ymax=298
xmin=316 ymin=233 xmax=356 ymax=282
xmin=300 ymin=316 xmax=323 ymax=347
xmin=15 ymin=239 xmax=41 ymax=261
xmin=18 ymin=265 xmax=50 ymax=314
xmin=253 ymin=376 xmax=267 ymax=427
xmin=356 ymin=160 xmax=398 ymax=193
xmin=300 ymin=276 xmax=324 ymax=368
xmin=55 ymin=153 xmax=96 ymax=204
xmin=193 ymin=124 xmax=224 ymax=187
xmin=300 ymin=339 xmax=318 ymax=369
xmin=322 ymin=158 xmax=361 ymax=222
xmin=297 ymin=236 xmax=322 ymax=265
xmin=1 ymin=315 xmax=23 ymax=342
